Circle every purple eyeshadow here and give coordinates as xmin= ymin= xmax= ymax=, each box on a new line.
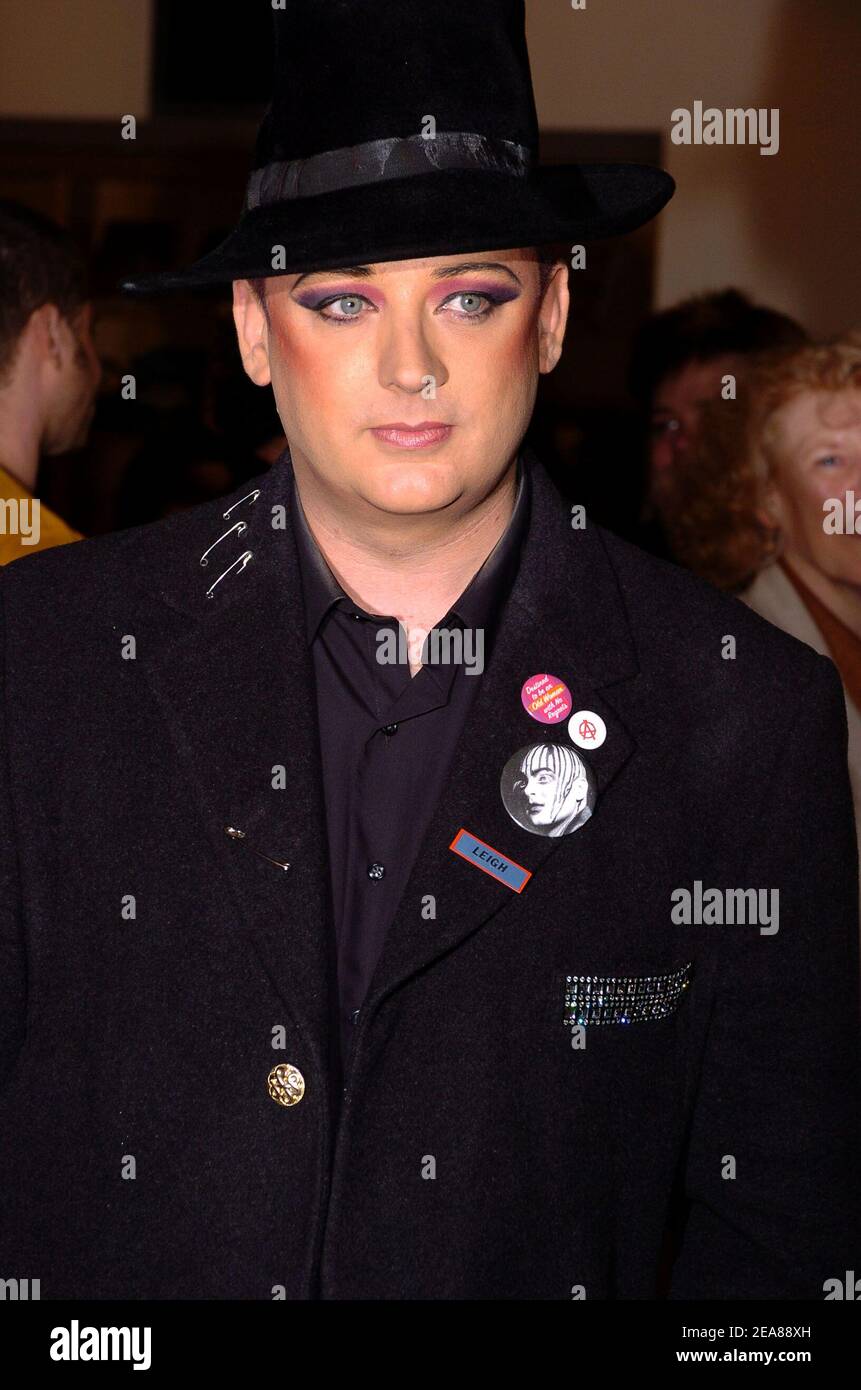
xmin=293 ymin=287 xmax=382 ymax=309
xmin=436 ymin=281 xmax=521 ymax=304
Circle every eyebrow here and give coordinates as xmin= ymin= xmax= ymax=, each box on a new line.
xmin=292 ymin=265 xmax=374 ymax=288
xmin=429 ymin=261 xmax=523 ymax=286
xmin=291 ymin=260 xmax=523 ymax=289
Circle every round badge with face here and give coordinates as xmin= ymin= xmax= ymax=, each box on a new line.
xmin=500 ymin=742 xmax=597 ymax=838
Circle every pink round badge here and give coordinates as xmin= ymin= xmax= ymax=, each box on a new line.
xmin=521 ymin=673 xmax=573 ymax=725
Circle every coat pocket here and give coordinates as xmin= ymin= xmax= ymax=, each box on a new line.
xmin=559 ymin=960 xmax=693 ymax=1027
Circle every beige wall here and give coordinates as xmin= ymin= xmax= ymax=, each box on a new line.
xmin=0 ymin=0 xmax=857 ymax=336
xmin=0 ymin=0 xmax=151 ymax=119
xmin=527 ymin=0 xmax=861 ymax=336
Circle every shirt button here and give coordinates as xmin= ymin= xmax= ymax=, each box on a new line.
xmin=382 ymin=723 xmax=398 ymax=736
xmin=367 ymin=862 xmax=386 ymax=880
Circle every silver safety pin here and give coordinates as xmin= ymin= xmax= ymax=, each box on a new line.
xmin=225 ymin=825 xmax=291 ymax=872
xmin=223 ymin=488 xmax=260 ymax=520
xmin=205 ymin=549 xmax=253 ymax=599
xmin=199 ymin=520 xmax=248 ymax=568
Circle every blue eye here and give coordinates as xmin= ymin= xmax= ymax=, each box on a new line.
xmin=817 ymin=455 xmax=840 ymax=467
xmin=295 ymin=292 xmax=374 ymax=322
xmin=451 ymin=292 xmax=489 ymax=315
xmin=440 ymin=291 xmax=503 ymax=320
xmin=320 ymin=295 xmax=366 ymax=320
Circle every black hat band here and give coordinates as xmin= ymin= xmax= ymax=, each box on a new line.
xmin=244 ymin=131 xmax=532 ymax=210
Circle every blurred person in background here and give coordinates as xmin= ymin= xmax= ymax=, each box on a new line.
xmin=114 ymin=347 xmax=229 ymax=527
xmin=0 ymin=200 xmax=101 ymax=563
xmin=667 ymin=334 xmax=861 ymax=941
xmin=115 ymin=337 xmax=287 ymax=528
xmin=628 ymin=288 xmax=808 ymax=560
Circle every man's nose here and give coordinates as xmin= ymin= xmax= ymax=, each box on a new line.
xmin=377 ymin=311 xmax=448 ymax=394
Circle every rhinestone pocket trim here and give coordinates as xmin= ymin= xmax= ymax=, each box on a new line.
xmin=563 ymin=962 xmax=693 ymax=1026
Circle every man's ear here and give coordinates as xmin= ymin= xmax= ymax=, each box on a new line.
xmin=537 ymin=261 xmax=570 ymax=375
xmin=232 ymin=280 xmax=272 ymax=386
xmin=33 ymin=302 xmax=72 ymax=372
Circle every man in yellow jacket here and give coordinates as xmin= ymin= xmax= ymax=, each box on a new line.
xmin=0 ymin=200 xmax=101 ymax=565
xmin=0 ymin=462 xmax=82 ymax=564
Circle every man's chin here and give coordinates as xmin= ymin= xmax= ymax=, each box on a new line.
xmin=357 ymin=470 xmax=465 ymax=518
xmin=361 ymin=493 xmax=462 ymax=519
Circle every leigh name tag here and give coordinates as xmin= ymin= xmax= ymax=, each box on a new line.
xmin=449 ymin=828 xmax=532 ymax=893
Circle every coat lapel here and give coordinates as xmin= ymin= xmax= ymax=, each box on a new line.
xmin=363 ymin=454 xmax=642 ymax=1007
xmin=121 ymin=461 xmax=335 ymax=1073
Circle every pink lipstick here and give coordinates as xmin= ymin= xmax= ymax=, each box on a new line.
xmin=370 ymin=422 xmax=453 ymax=449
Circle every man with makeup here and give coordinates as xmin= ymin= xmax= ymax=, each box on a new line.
xmin=0 ymin=0 xmax=857 ymax=1301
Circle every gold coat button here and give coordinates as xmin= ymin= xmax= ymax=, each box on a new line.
xmin=267 ymin=1063 xmax=305 ymax=1107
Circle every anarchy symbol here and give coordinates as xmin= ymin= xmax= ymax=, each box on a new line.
xmin=578 ymin=719 xmax=597 ymax=742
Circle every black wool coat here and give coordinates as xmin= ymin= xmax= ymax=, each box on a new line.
xmin=0 ymin=451 xmax=858 ymax=1299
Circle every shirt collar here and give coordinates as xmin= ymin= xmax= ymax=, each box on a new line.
xmin=290 ymin=455 xmax=530 ymax=648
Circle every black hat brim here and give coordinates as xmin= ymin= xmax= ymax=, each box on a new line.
xmin=119 ymin=162 xmax=674 ymax=295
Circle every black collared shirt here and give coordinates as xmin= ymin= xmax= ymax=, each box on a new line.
xmin=291 ymin=459 xmax=530 ymax=1066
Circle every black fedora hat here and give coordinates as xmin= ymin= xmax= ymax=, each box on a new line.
xmin=120 ymin=0 xmax=674 ymax=295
